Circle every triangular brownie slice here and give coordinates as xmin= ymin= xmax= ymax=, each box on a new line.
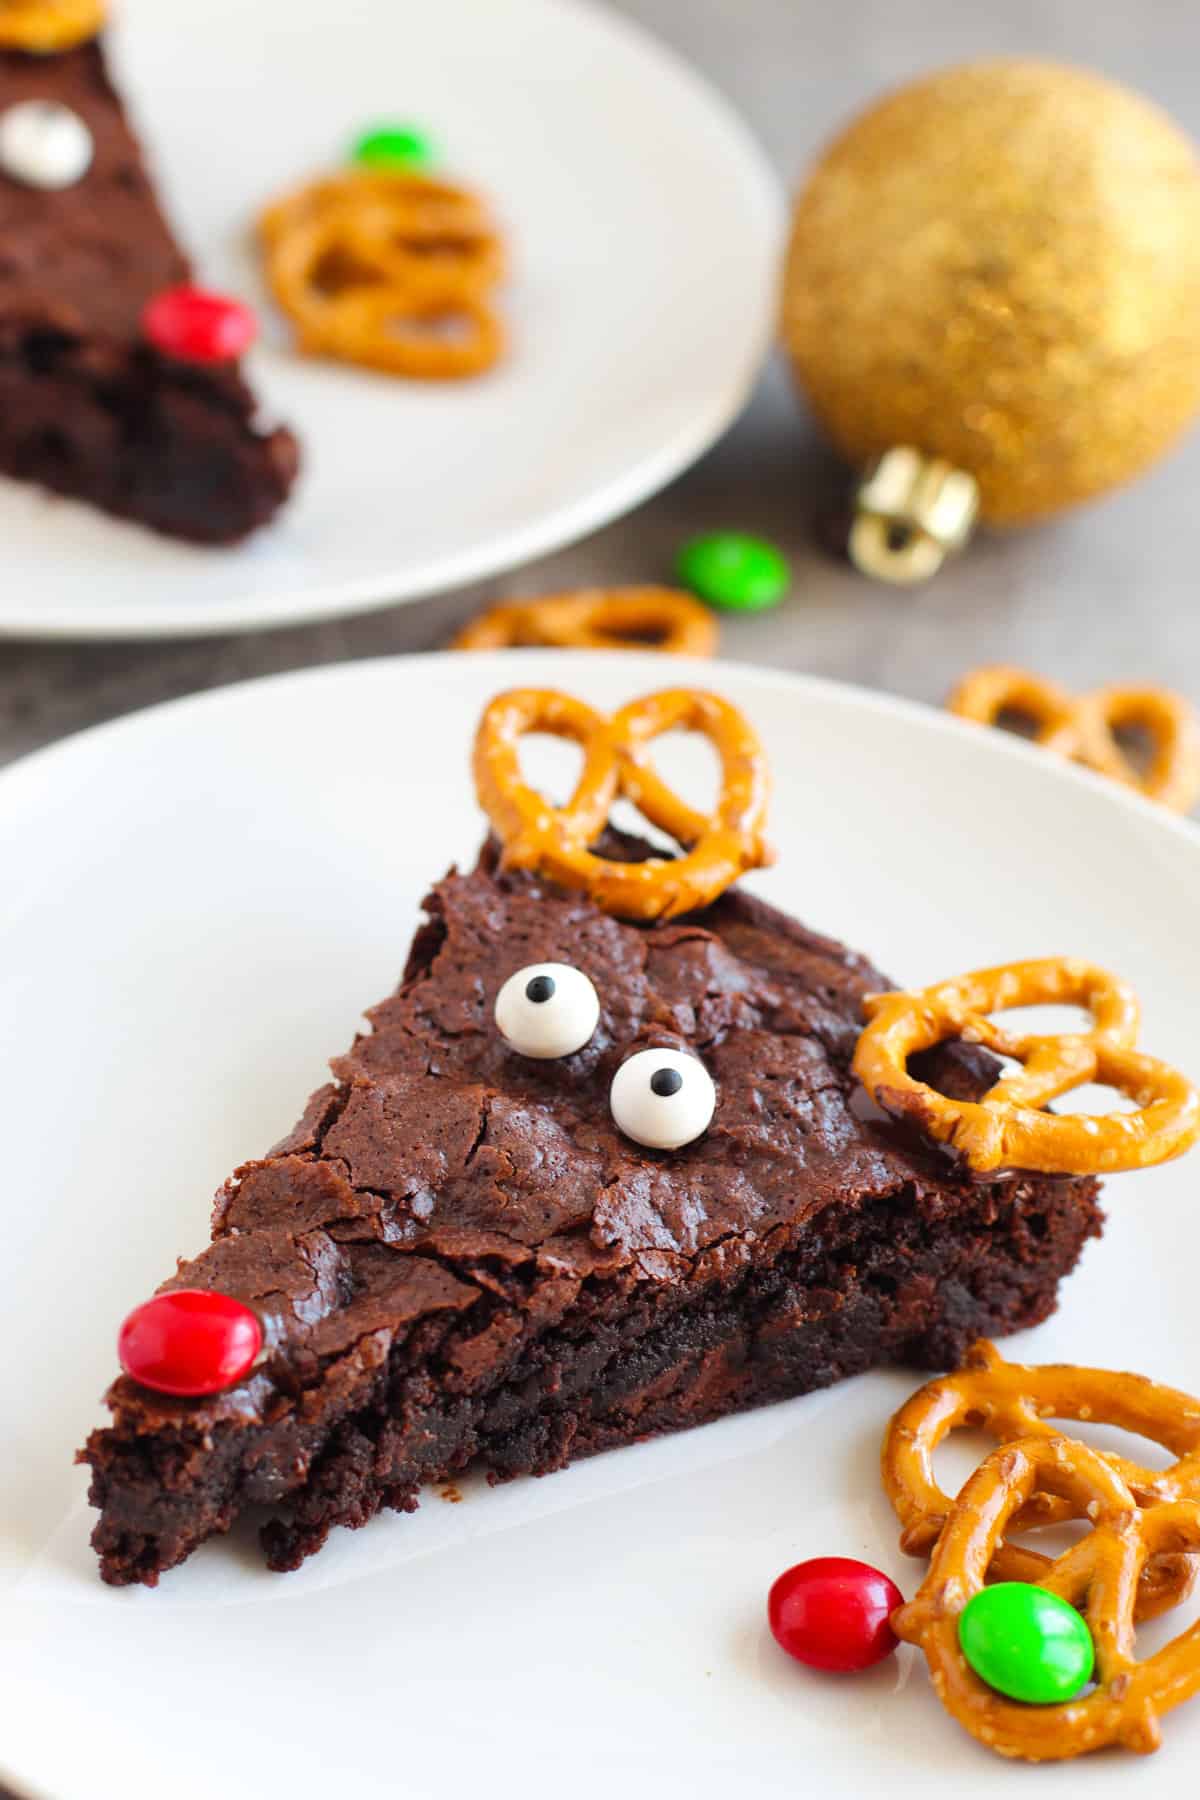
xmin=82 ymin=834 xmax=1102 ymax=1586
xmin=0 ymin=33 xmax=297 ymax=540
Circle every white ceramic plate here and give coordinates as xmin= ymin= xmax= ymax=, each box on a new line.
xmin=2 ymin=652 xmax=1198 ymax=1800
xmin=0 ymin=0 xmax=781 ymax=641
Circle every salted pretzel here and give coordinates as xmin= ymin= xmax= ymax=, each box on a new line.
xmin=892 ymin=1433 xmax=1200 ymax=1759
xmin=453 ymin=589 xmax=718 ymax=658
xmin=259 ymin=169 xmax=505 ymax=379
xmin=948 ymin=665 xmax=1200 ymax=813
xmin=884 ymin=1340 xmax=1200 ymax=1622
xmin=473 ymin=686 xmax=772 ymax=920
xmin=0 ymin=0 xmax=103 ymax=48
xmin=852 ymin=956 xmax=1200 ymax=1175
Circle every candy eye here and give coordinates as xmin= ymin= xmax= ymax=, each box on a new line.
xmin=0 ymin=100 xmax=94 ymax=190
xmin=609 ymin=1047 xmax=716 ymax=1149
xmin=494 ymin=962 xmax=600 ymax=1059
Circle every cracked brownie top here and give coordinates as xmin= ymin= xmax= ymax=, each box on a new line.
xmin=102 ymin=839 xmax=1012 ymax=1439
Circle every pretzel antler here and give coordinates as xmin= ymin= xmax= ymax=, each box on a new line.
xmin=0 ymin=0 xmax=104 ymax=49
xmin=472 ymin=686 xmax=773 ymax=920
xmin=853 ymin=957 xmax=1200 ymax=1174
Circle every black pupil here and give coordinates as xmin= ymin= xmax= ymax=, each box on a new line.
xmin=525 ymin=974 xmax=556 ymax=1005
xmin=650 ymin=1067 xmax=683 ymax=1098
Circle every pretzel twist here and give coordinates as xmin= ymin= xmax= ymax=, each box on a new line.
xmin=948 ymin=665 xmax=1200 ymax=813
xmin=0 ymin=0 xmax=103 ymax=48
xmin=453 ymin=588 xmax=718 ymax=657
xmin=259 ymin=169 xmax=505 ymax=379
xmin=472 ymin=686 xmax=773 ymax=920
xmin=892 ymin=1433 xmax=1200 ymax=1759
xmin=852 ymin=957 xmax=1200 ymax=1174
xmin=884 ymin=1340 xmax=1200 ymax=1622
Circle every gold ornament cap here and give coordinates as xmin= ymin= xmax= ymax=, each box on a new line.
xmin=849 ymin=448 xmax=979 ymax=585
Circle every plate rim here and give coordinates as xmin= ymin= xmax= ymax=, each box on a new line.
xmin=0 ymin=0 xmax=785 ymax=644
xmin=2 ymin=646 xmax=1197 ymax=856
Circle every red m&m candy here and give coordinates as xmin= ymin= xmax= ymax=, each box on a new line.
xmin=118 ymin=1289 xmax=263 ymax=1396
xmin=768 ymin=1556 xmax=904 ymax=1671
xmin=141 ymin=285 xmax=258 ymax=363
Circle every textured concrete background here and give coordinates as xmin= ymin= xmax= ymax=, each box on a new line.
xmin=3 ymin=0 xmax=1199 ymax=770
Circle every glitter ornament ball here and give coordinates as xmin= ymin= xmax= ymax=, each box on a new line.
xmin=781 ymin=60 xmax=1200 ymax=551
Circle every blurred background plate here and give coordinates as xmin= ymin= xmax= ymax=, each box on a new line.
xmin=2 ymin=651 xmax=1198 ymax=1798
xmin=0 ymin=0 xmax=781 ymax=640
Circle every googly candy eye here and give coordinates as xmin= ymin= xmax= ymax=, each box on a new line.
xmin=609 ymin=1047 xmax=716 ymax=1149
xmin=0 ymin=99 xmax=94 ymax=190
xmin=494 ymin=962 xmax=600 ymax=1060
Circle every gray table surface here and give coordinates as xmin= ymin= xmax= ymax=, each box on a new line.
xmin=3 ymin=0 xmax=1199 ymax=773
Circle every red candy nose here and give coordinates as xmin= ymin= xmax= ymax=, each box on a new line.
xmin=141 ymin=285 xmax=258 ymax=363
xmin=118 ymin=1289 xmax=263 ymax=1396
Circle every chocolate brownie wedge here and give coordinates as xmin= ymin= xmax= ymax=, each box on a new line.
xmin=0 ymin=36 xmax=296 ymax=541
xmin=81 ymin=836 xmax=1102 ymax=1587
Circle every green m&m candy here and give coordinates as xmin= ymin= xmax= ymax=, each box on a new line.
xmin=958 ymin=1582 xmax=1095 ymax=1704
xmin=351 ymin=124 xmax=436 ymax=172
xmin=675 ymin=532 xmax=790 ymax=612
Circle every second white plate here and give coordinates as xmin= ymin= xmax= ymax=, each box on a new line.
xmin=0 ymin=0 xmax=782 ymax=639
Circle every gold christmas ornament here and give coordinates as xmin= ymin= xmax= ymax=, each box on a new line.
xmin=781 ymin=61 xmax=1200 ymax=583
